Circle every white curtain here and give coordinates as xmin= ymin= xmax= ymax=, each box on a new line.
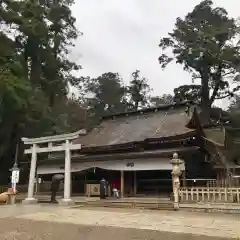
xmin=37 ymin=158 xmax=185 ymax=175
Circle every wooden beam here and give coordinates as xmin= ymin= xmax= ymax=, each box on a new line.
xmin=24 ymin=144 xmax=82 ymax=154
xmin=36 ymin=146 xmax=199 ymax=163
xmin=22 ymin=129 xmax=86 ymax=145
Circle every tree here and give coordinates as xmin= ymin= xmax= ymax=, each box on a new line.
xmin=173 ymin=85 xmax=201 ymax=102
xmin=0 ymin=0 xmax=82 ymax=182
xmin=0 ymin=0 xmax=81 ymax=133
xmin=229 ymin=95 xmax=240 ymax=112
xmin=0 ymin=26 xmax=31 ymax=167
xmin=150 ymin=94 xmax=174 ymax=106
xmin=80 ymin=72 xmax=127 ymax=123
xmin=228 ymin=96 xmax=240 ymax=127
xmin=127 ymin=70 xmax=151 ymax=110
xmin=159 ymin=0 xmax=240 ymax=118
xmin=41 ymin=0 xmax=81 ymax=105
xmin=1 ymin=0 xmax=80 ymax=105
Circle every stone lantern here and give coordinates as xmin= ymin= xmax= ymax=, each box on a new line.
xmin=170 ymin=152 xmax=183 ymax=210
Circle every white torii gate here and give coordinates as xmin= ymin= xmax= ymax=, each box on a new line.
xmin=21 ymin=130 xmax=86 ymax=205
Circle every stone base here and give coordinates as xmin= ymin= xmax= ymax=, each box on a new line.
xmin=58 ymin=198 xmax=75 ymax=206
xmin=9 ymin=195 xmax=16 ymax=205
xmin=173 ymin=202 xmax=180 ymax=210
xmin=22 ymin=198 xmax=38 ymax=205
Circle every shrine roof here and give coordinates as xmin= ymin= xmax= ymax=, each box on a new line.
xmin=101 ymin=100 xmax=193 ymax=120
xmin=74 ymin=101 xmax=196 ymax=149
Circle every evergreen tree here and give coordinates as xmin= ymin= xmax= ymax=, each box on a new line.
xmin=159 ymin=0 xmax=240 ymax=120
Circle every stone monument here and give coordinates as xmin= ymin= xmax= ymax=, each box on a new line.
xmin=170 ymin=152 xmax=183 ymax=210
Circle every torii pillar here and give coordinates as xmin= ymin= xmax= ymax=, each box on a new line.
xmin=59 ymin=139 xmax=73 ymax=205
xmin=22 ymin=143 xmax=38 ymax=204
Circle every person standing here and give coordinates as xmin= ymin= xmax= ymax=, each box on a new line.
xmin=50 ymin=174 xmax=64 ymax=203
xmin=100 ymin=178 xmax=107 ymax=199
xmin=112 ymin=178 xmax=121 ymax=198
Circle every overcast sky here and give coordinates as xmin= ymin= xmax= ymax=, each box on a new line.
xmin=71 ymin=0 xmax=239 ymax=108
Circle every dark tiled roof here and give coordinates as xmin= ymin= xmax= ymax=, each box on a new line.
xmin=74 ymin=105 xmax=194 ymax=148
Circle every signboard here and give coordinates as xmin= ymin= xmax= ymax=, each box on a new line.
xmin=11 ymin=169 xmax=20 ymax=184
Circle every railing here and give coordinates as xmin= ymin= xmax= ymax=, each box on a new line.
xmin=184 ymin=178 xmax=217 ymax=187
xmin=179 ymin=187 xmax=240 ymax=203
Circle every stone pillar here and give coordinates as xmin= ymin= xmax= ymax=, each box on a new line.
xmin=22 ymin=143 xmax=38 ymax=204
xmin=120 ymin=170 xmax=124 ymax=198
xmin=170 ymin=152 xmax=183 ymax=210
xmin=60 ymin=140 xmax=74 ymax=205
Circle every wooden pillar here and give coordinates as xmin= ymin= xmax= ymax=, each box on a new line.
xmin=182 ymin=171 xmax=186 ymax=187
xmin=120 ymin=170 xmax=124 ymax=198
xmin=216 ymin=172 xmax=220 ymax=187
xmin=84 ymin=174 xmax=87 ymax=196
xmin=232 ymin=168 xmax=236 ymax=187
xmin=133 ymin=171 xmax=137 ymax=196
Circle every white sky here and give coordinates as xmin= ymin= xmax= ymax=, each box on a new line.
xmin=71 ymin=0 xmax=240 ymax=108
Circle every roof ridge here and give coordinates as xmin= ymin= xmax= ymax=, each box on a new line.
xmin=101 ymin=100 xmax=195 ymax=120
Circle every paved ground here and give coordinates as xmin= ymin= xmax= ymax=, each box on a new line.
xmin=0 ymin=205 xmax=239 ymax=239
xmin=0 ymin=218 xmax=236 ymax=240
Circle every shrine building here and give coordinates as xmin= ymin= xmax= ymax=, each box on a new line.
xmin=21 ymin=100 xmax=240 ymax=203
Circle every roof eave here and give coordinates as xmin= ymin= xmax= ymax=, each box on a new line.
xmin=37 ymin=146 xmax=200 ymax=165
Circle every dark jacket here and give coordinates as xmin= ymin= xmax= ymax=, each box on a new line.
xmin=51 ymin=180 xmax=60 ymax=192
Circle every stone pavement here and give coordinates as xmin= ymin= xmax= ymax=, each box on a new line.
xmin=0 ymin=205 xmax=238 ymax=239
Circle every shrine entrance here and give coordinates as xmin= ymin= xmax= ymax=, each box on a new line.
xmin=37 ymin=157 xmax=185 ymax=198
xmin=21 ymin=130 xmax=85 ymax=205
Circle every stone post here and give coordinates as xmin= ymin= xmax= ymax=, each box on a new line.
xmin=22 ymin=143 xmax=38 ymax=204
xmin=170 ymin=152 xmax=183 ymax=210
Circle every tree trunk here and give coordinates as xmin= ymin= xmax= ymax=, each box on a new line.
xmin=200 ymin=103 xmax=211 ymax=126
xmin=200 ymin=72 xmax=211 ymax=125
xmin=134 ymin=101 xmax=139 ymax=111
xmin=30 ymin=56 xmax=41 ymax=85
